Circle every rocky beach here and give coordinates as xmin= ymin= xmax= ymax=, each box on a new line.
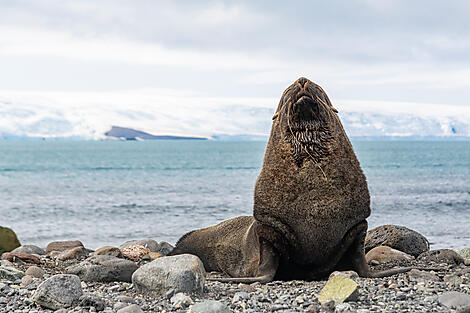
xmin=1 ymin=225 xmax=469 ymax=313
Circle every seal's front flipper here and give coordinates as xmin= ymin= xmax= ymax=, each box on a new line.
xmin=207 ymin=240 xmax=279 ymax=284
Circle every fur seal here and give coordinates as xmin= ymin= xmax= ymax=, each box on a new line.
xmin=170 ymin=77 xmax=417 ymax=282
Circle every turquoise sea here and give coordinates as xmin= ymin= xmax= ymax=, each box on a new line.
xmin=0 ymin=141 xmax=469 ymax=249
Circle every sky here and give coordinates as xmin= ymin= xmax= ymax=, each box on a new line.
xmin=1 ymin=0 xmax=470 ymax=138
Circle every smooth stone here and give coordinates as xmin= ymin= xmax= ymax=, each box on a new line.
xmin=158 ymin=242 xmax=174 ymax=255
xmin=32 ymin=274 xmax=82 ymax=310
xmin=117 ymin=304 xmax=144 ymax=313
xmin=408 ymin=269 xmax=440 ymax=282
xmin=454 ymin=248 xmax=470 ymax=259
xmin=0 ymin=226 xmax=21 ymax=255
xmin=46 ymin=240 xmax=84 ymax=254
xmin=1 ymin=252 xmax=40 ymax=264
xmin=170 ymin=292 xmax=193 ymax=308
xmin=329 ymin=271 xmax=359 ymax=280
xmin=56 ymin=246 xmax=88 ymax=261
xmin=438 ymin=291 xmax=470 ymax=309
xmin=79 ymin=293 xmax=106 ymax=311
xmin=116 ymin=295 xmax=136 ymax=304
xmin=114 ymin=302 xmax=128 ymax=311
xmin=132 ymin=254 xmax=205 ymax=296
xmin=67 ymin=255 xmax=138 ymax=282
xmin=21 ymin=275 xmax=34 ymax=287
xmin=0 ymin=265 xmax=25 ymax=281
xmin=418 ymin=249 xmax=465 ymax=265
xmin=119 ymin=239 xmax=159 ymax=252
xmin=11 ymin=245 xmax=46 ymax=255
xmin=189 ymin=300 xmax=230 ymax=313
xmin=366 ymin=246 xmax=414 ymax=264
xmin=94 ymin=246 xmax=123 ymax=258
xmin=120 ymin=245 xmax=150 ymax=261
xmin=318 ymin=276 xmax=359 ymax=305
xmin=26 ymin=266 xmax=45 ymax=278
xmin=365 ymin=225 xmax=429 ymax=257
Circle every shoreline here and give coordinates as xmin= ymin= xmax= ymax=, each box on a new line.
xmin=1 ymin=235 xmax=469 ymax=312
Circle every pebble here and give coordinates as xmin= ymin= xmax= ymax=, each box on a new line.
xmin=438 ymin=291 xmax=470 ymax=309
xmin=1 ymin=240 xmax=468 ymax=313
xmin=116 ymin=303 xmax=144 ymax=313
xmin=25 ymin=265 xmax=45 ymax=278
xmin=189 ymin=300 xmax=230 ymax=313
xmin=170 ymin=292 xmax=193 ymax=308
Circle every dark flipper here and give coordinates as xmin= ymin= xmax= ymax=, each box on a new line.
xmin=207 ymin=240 xmax=279 ymax=284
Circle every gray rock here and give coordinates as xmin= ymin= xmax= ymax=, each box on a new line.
xmin=114 ymin=302 xmax=128 ymax=311
xmin=11 ymin=245 xmax=46 ymax=255
xmin=365 ymin=225 xmax=429 ymax=257
xmin=21 ymin=275 xmax=34 ymax=287
xmin=32 ymin=274 xmax=82 ymax=310
xmin=67 ymin=255 xmax=138 ymax=282
xmin=438 ymin=291 xmax=470 ymax=309
xmin=189 ymin=300 xmax=230 ymax=313
xmin=158 ymin=241 xmax=174 ymax=255
xmin=171 ymin=292 xmax=193 ymax=308
xmin=132 ymin=254 xmax=205 ymax=296
xmin=454 ymin=247 xmax=470 ymax=259
xmin=79 ymin=293 xmax=106 ymax=311
xmin=117 ymin=304 xmax=144 ymax=313
xmin=25 ymin=266 xmax=45 ymax=278
xmin=418 ymin=249 xmax=465 ymax=265
xmin=120 ymin=239 xmax=159 ymax=252
xmin=45 ymin=240 xmax=84 ymax=254
xmin=408 ymin=269 xmax=440 ymax=282
xmin=0 ymin=265 xmax=24 ymax=281
xmin=232 ymin=291 xmax=250 ymax=303
xmin=56 ymin=246 xmax=88 ymax=261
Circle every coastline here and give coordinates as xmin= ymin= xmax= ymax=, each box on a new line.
xmin=1 ymin=233 xmax=469 ymax=312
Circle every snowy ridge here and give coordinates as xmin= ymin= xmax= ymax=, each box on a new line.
xmin=0 ymin=90 xmax=469 ymax=140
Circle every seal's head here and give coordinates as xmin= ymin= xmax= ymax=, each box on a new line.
xmin=272 ymin=77 xmax=339 ymax=166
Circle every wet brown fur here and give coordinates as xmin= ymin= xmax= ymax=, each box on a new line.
xmin=171 ymin=78 xmax=416 ymax=282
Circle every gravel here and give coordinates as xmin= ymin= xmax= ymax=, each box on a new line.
xmin=0 ymin=250 xmax=469 ymax=312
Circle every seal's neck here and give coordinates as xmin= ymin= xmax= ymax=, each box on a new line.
xmin=285 ymin=121 xmax=333 ymax=167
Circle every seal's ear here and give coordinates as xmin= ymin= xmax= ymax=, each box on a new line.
xmin=272 ymin=111 xmax=279 ymax=120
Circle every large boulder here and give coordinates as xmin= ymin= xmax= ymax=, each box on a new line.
xmin=32 ymin=274 xmax=83 ymax=310
xmin=67 ymin=255 xmax=138 ymax=282
xmin=46 ymin=240 xmax=84 ymax=254
xmin=365 ymin=225 xmax=429 ymax=257
xmin=132 ymin=254 xmax=205 ymax=296
xmin=0 ymin=226 xmax=21 ymax=255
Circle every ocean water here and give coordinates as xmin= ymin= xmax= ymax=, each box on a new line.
xmin=0 ymin=141 xmax=468 ymax=250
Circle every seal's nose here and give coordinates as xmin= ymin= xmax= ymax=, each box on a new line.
xmin=297 ymin=77 xmax=309 ymax=88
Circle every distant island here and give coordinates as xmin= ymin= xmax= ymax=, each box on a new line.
xmin=104 ymin=126 xmax=207 ymax=141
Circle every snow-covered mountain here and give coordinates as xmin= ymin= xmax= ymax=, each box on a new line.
xmin=1 ymin=90 xmax=469 ymax=140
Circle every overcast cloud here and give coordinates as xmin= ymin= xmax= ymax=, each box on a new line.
xmin=1 ymin=0 xmax=469 ymax=137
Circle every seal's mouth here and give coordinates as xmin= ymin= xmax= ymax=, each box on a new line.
xmin=293 ymin=94 xmax=319 ymax=123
